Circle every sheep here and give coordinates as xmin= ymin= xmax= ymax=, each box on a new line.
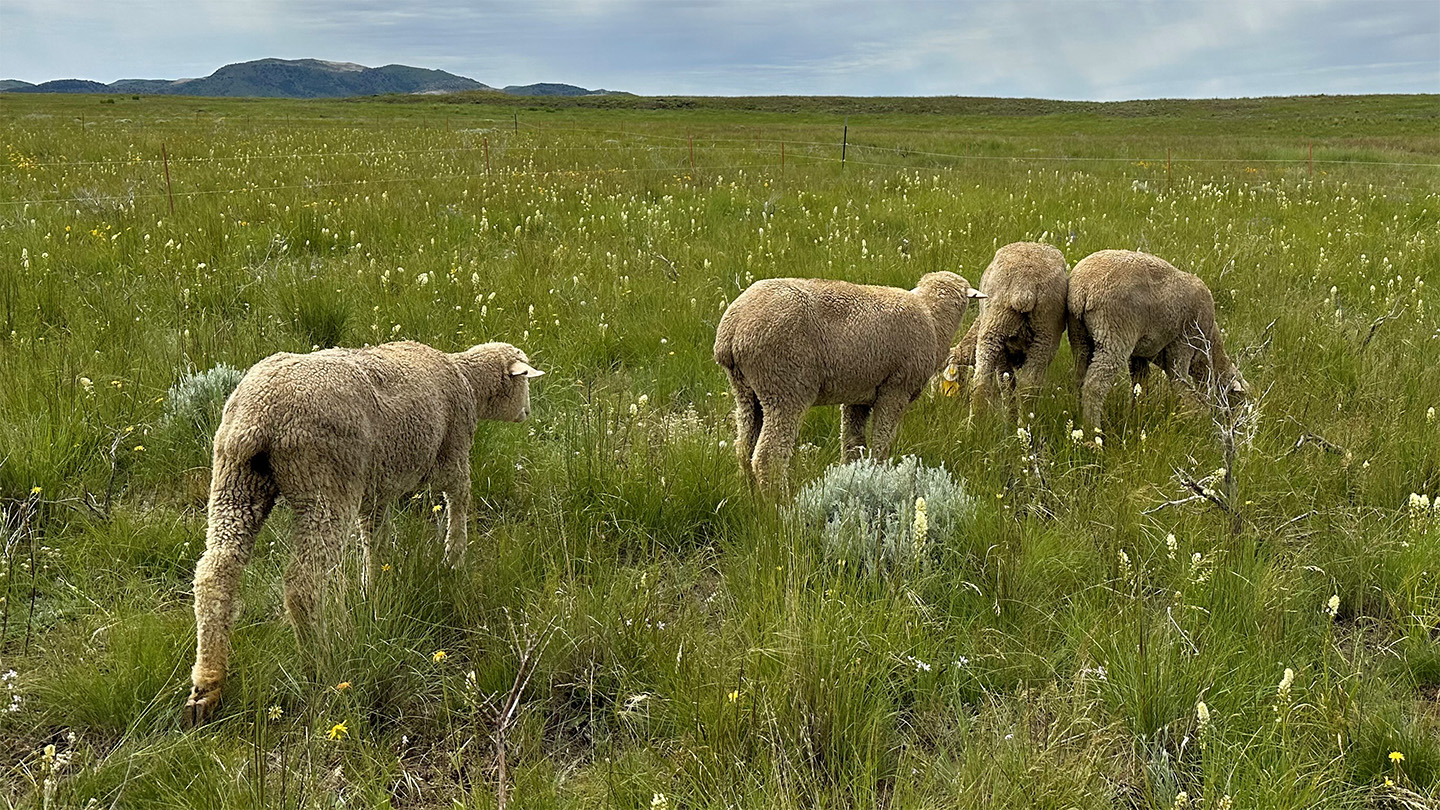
xmin=714 ymin=271 xmax=984 ymax=490
xmin=183 ymin=339 xmax=543 ymax=726
xmin=1066 ymin=249 xmax=1246 ymax=429
xmin=941 ymin=242 xmax=1069 ymax=421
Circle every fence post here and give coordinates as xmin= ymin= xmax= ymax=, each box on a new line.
xmin=162 ymin=144 xmax=175 ymax=215
xmin=842 ymin=117 xmax=848 ymax=167
xmin=513 ymin=112 xmax=518 ymax=134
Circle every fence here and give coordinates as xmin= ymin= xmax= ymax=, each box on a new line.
xmin=3 ymin=115 xmax=1437 ymax=209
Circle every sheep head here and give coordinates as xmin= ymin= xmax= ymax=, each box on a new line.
xmin=459 ymin=342 xmax=544 ymax=423
xmin=913 ymin=271 xmax=985 ymax=375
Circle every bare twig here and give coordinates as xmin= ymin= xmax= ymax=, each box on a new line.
xmin=649 ymin=250 xmax=679 ymax=281
xmin=1283 ymin=417 xmax=1350 ymax=459
xmin=486 ymin=612 xmax=557 ymax=810
xmin=1235 ymin=318 xmax=1277 ymax=365
xmin=1140 ymin=492 xmax=1208 ymax=516
xmin=81 ymin=431 xmax=127 ymax=521
xmin=1175 ymin=470 xmax=1239 ymax=517
xmin=1359 ymin=297 xmax=1406 ymax=352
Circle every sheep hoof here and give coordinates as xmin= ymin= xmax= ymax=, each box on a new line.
xmin=183 ymin=686 xmax=221 ymax=727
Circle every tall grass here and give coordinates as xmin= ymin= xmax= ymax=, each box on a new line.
xmin=0 ymin=92 xmax=1437 ymax=807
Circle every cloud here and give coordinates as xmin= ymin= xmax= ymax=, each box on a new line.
xmin=1 ymin=0 xmax=1435 ymax=97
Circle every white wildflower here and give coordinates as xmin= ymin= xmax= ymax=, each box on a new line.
xmin=912 ymin=497 xmax=928 ymax=552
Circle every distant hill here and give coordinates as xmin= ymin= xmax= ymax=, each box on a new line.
xmin=502 ymin=83 xmax=614 ymax=97
xmin=22 ymin=79 xmax=111 ymax=93
xmin=1 ymin=59 xmax=620 ymax=99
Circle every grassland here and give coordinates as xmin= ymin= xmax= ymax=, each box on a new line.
xmin=0 ymin=92 xmax=1438 ymax=808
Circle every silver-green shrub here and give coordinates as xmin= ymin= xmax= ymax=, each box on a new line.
xmin=792 ymin=454 xmax=975 ymax=574
xmin=161 ymin=364 xmax=244 ymax=437
xmin=154 ymin=364 xmax=245 ymax=473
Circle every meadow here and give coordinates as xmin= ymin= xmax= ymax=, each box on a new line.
xmin=0 ymin=91 xmax=1438 ymax=808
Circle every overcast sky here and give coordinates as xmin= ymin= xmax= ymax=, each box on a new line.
xmin=2 ymin=0 xmax=1436 ymax=99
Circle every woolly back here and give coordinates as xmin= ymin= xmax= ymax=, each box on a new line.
xmin=982 ymin=243 xmax=1068 ymax=314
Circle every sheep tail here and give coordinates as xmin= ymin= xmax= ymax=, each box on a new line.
xmin=212 ymin=426 xmax=274 ymax=486
xmin=713 ymin=329 xmax=735 ymax=370
xmin=1006 ymin=287 xmax=1038 ymax=314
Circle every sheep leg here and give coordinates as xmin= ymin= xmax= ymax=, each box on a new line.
xmin=947 ymin=322 xmax=980 ymax=397
xmin=439 ymin=465 xmax=472 ymax=568
xmin=1165 ymin=345 xmax=1204 ymax=403
xmin=185 ymin=462 xmax=277 ymax=727
xmin=752 ymin=401 xmax=803 ymax=493
xmin=1016 ymin=328 xmax=1061 ymax=418
xmin=866 ymin=389 xmax=913 ymax=460
xmin=1081 ymin=347 xmax=1128 ymax=430
xmin=1068 ymin=312 xmax=1093 ymax=392
xmin=357 ymin=506 xmax=387 ymax=597
xmin=968 ymin=335 xmax=1005 ymax=424
xmin=840 ymin=404 xmax=871 ymax=462
xmin=728 ymin=378 xmax=763 ymax=484
xmin=1129 ymin=357 xmax=1152 ymax=388
xmin=283 ymin=490 xmax=358 ymax=659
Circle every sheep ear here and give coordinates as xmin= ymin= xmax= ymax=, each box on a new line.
xmin=509 ymin=360 xmax=544 ymax=378
xmin=967 ymin=288 xmax=988 ymax=299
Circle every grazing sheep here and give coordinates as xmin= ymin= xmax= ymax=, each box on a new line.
xmin=714 ymin=272 xmax=984 ymax=490
xmin=1066 ymin=250 xmax=1246 ymax=428
xmin=183 ymin=340 xmax=543 ymax=726
xmin=942 ymin=242 xmax=1069 ymax=420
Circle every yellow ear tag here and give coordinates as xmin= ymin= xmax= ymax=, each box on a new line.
xmin=939 ymin=364 xmax=961 ymax=397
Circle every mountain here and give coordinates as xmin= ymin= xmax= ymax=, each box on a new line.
xmin=502 ymin=83 xmax=613 ymax=97
xmin=22 ymin=79 xmax=110 ymax=93
xmin=2 ymin=59 xmax=620 ymax=99
xmin=164 ymin=59 xmax=492 ymax=98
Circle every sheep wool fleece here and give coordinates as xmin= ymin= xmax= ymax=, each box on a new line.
xmin=1067 ymin=249 xmax=1242 ymax=428
xmin=714 ymin=271 xmax=979 ymax=489
xmin=947 ymin=241 xmax=1068 ymax=417
xmin=184 ymin=340 xmax=541 ymax=725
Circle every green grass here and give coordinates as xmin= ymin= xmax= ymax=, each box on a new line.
xmin=0 ymin=91 xmax=1437 ymax=808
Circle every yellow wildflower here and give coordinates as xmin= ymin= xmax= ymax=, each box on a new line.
xmin=432 ymin=650 xmax=447 ymax=663
xmin=327 ymin=721 xmax=348 ymax=740
xmin=335 ymin=681 xmax=351 ymax=691
xmin=1389 ymin=750 xmax=1405 ymax=763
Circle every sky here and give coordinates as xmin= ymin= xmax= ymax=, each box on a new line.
xmin=1 ymin=0 xmax=1436 ymax=100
